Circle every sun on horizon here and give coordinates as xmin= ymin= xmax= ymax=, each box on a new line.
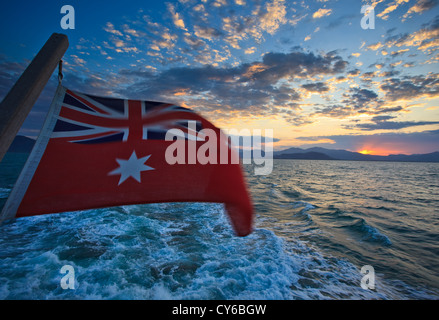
xmin=357 ymin=148 xmax=396 ymax=156
xmin=359 ymin=149 xmax=374 ymax=155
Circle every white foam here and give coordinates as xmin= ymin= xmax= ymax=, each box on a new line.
xmin=0 ymin=202 xmax=435 ymax=299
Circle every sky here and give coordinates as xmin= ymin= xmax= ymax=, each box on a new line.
xmin=0 ymin=0 xmax=438 ymax=155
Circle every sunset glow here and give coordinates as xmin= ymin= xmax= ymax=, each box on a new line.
xmin=355 ymin=146 xmax=406 ymax=156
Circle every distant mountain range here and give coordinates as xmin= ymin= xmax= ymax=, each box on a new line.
xmin=273 ymin=146 xmax=439 ymax=162
xmin=7 ymin=135 xmax=439 ymax=162
xmin=273 ymin=151 xmax=336 ymax=160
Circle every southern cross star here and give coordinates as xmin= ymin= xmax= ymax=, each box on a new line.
xmin=108 ymin=150 xmax=154 ymax=185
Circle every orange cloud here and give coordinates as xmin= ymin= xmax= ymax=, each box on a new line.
xmin=313 ymin=8 xmax=332 ymax=19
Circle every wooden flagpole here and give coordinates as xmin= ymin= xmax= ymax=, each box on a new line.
xmin=0 ymin=33 xmax=69 ymax=162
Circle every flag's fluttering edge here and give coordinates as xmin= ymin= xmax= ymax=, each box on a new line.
xmin=1 ymin=85 xmax=253 ymax=236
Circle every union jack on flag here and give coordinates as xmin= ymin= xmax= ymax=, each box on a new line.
xmin=52 ymin=89 xmax=204 ymax=144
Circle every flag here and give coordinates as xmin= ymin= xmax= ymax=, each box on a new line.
xmin=1 ymin=85 xmax=253 ymax=236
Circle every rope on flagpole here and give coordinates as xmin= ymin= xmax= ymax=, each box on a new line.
xmin=58 ymin=60 xmax=63 ymax=84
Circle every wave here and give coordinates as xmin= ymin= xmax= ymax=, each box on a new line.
xmin=356 ymin=219 xmax=392 ymax=246
xmin=291 ymin=201 xmax=315 ymax=222
xmin=319 ymin=205 xmax=392 ymax=247
xmin=335 ymin=216 xmax=392 ymax=247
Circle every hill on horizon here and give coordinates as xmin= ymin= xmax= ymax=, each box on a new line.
xmin=274 ymin=146 xmax=439 ymax=162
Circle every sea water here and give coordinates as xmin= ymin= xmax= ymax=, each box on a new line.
xmin=0 ymin=153 xmax=438 ymax=299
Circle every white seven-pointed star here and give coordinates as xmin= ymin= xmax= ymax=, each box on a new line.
xmin=108 ymin=151 xmax=154 ymax=185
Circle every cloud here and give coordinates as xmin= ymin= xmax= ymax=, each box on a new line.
xmin=346 ymin=119 xmax=439 ymax=131
xmin=183 ymin=33 xmax=206 ymax=50
xmin=311 ymin=86 xmax=407 ymax=120
xmin=122 ymin=24 xmax=144 ymax=38
xmin=212 ymin=0 xmax=228 ymax=8
xmin=366 ymin=42 xmax=384 ymax=51
xmin=403 ymin=0 xmax=439 ymax=19
xmin=377 ymin=0 xmax=411 ymax=20
xmin=150 ymin=31 xmax=178 ymax=52
xmin=343 ymin=87 xmax=380 ymax=110
xmin=390 ymin=48 xmax=410 ymax=57
xmin=382 ymin=15 xmax=439 ymax=53
xmin=221 ymin=16 xmax=245 ymax=49
xmin=63 ymin=71 xmax=125 ymax=98
xmin=380 ymin=73 xmax=439 ymax=101
xmin=258 ymin=0 xmax=287 ymax=35
xmin=70 ymin=55 xmax=86 ymax=66
xmin=301 ymin=82 xmax=329 ymax=92
xmin=244 ymin=47 xmax=257 ymax=54
xmin=103 ymin=22 xmax=123 ymax=36
xmin=257 ymin=50 xmax=347 ymax=82
xmin=101 ymin=21 xmax=148 ymax=56
xmin=217 ymin=0 xmax=288 ymax=48
xmin=114 ymin=49 xmax=348 ymax=123
xmin=312 ymin=104 xmax=355 ymax=118
xmin=113 ymin=39 xmax=126 ymax=48
xmin=0 ymin=57 xmax=26 ymax=98
xmin=167 ymin=3 xmax=187 ymax=31
xmin=194 ymin=25 xmax=223 ymax=41
xmin=371 ymin=115 xmax=397 ymax=122
xmin=372 ymin=106 xmax=404 ymax=114
xmin=312 ymin=8 xmax=332 ymax=19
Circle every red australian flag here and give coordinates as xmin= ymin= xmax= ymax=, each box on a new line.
xmin=1 ymin=86 xmax=253 ymax=236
